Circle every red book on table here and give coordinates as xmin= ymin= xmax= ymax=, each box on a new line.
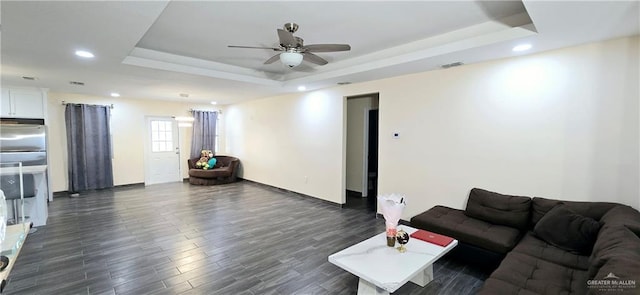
xmin=410 ymin=229 xmax=454 ymax=246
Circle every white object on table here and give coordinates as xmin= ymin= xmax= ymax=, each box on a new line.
xmin=328 ymin=225 xmax=458 ymax=295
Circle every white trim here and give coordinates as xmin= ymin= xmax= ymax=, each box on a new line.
xmin=143 ymin=116 xmax=151 ymax=185
xmin=362 ymin=107 xmax=371 ymax=197
xmin=341 ymin=97 xmax=348 ymax=205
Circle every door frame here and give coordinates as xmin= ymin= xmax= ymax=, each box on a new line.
xmin=342 ymin=92 xmax=380 ymax=205
xmin=361 ymin=107 xmax=372 ymax=197
xmin=143 ymin=116 xmax=182 ymax=185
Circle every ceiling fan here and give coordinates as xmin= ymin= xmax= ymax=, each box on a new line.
xmin=228 ymin=23 xmax=351 ymax=68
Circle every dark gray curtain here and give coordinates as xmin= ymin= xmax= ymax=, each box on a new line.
xmin=190 ymin=111 xmax=218 ymax=158
xmin=65 ymin=104 xmax=113 ymax=192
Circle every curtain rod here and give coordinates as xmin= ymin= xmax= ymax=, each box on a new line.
xmin=61 ymin=101 xmax=114 ymax=109
xmin=190 ymin=108 xmax=222 ymax=114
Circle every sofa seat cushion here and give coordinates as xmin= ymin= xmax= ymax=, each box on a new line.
xmin=513 ymin=232 xmax=589 ymax=270
xmin=188 ymin=167 xmax=231 ymax=178
xmin=478 ymin=252 xmax=589 ymax=295
xmin=410 ymin=206 xmax=521 ymax=254
xmin=465 ymin=188 xmax=532 ymax=230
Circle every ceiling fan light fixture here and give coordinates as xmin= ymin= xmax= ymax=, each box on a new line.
xmin=280 ymin=52 xmax=303 ymax=67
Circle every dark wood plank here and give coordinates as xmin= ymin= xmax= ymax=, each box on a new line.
xmin=4 ymin=181 xmax=489 ymax=294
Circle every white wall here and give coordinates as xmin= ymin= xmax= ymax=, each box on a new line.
xmin=224 ymin=90 xmax=345 ymax=203
xmin=224 ymin=36 xmax=639 ymax=219
xmin=47 ymin=93 xmax=216 ymax=192
xmin=376 ymin=36 xmax=639 ymax=219
xmin=346 ymin=96 xmax=376 ymax=193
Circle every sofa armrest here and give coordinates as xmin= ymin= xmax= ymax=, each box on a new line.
xmin=229 ymin=159 xmax=239 ymax=170
xmin=187 ymin=158 xmax=197 ymax=169
xmin=229 ymin=159 xmax=239 ymax=180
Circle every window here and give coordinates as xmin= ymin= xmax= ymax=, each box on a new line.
xmin=151 ymin=120 xmax=173 ymax=152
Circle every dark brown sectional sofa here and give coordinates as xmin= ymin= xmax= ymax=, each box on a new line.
xmin=411 ymin=188 xmax=640 ymax=294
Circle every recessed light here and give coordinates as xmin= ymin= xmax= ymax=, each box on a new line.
xmin=110 ymin=93 xmax=120 ymax=97
xmin=297 ymin=86 xmax=306 ymax=91
xmin=210 ymin=101 xmax=217 ymax=105
xmin=512 ymin=44 xmax=532 ymax=52
xmin=75 ymin=50 xmax=95 ymax=58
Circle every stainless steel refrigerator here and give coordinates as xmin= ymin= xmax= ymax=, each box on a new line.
xmin=0 ymin=124 xmax=47 ymax=166
xmin=0 ymin=124 xmax=47 ymax=208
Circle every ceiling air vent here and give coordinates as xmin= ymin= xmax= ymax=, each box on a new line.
xmin=22 ymin=76 xmax=37 ymax=80
xmin=337 ymin=82 xmax=352 ymax=85
xmin=441 ymin=62 xmax=464 ymax=69
xmin=69 ymin=81 xmax=85 ymax=86
xmin=179 ymin=93 xmax=189 ymax=98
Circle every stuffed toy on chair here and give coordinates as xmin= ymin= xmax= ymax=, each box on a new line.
xmin=195 ymin=150 xmax=214 ymax=169
xmin=207 ymin=157 xmax=217 ymax=168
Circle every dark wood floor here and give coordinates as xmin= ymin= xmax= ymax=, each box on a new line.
xmin=5 ymin=181 xmax=489 ymax=294
xmin=343 ymin=191 xmax=375 ymax=212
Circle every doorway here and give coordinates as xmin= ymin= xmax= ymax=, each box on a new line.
xmin=366 ymin=109 xmax=379 ymax=210
xmin=345 ymin=93 xmax=379 ymax=212
xmin=144 ymin=117 xmax=181 ymax=185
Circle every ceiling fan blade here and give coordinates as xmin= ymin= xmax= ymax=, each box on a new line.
xmin=277 ymin=29 xmax=297 ymax=47
xmin=228 ymin=45 xmax=281 ymax=51
xmin=264 ymin=53 xmax=281 ymax=64
xmin=303 ymin=44 xmax=351 ymax=52
xmin=303 ymin=52 xmax=328 ymax=65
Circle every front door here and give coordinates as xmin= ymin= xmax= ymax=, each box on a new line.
xmin=145 ymin=117 xmax=181 ymax=185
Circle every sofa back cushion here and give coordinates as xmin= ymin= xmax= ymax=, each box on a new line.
xmin=533 ymin=205 xmax=601 ymax=255
xmin=213 ymin=156 xmax=238 ymax=167
xmin=464 ymin=188 xmax=532 ymax=230
xmin=531 ymin=197 xmax=618 ymax=227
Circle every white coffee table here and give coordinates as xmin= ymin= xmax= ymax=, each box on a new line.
xmin=328 ymin=225 xmax=458 ymax=295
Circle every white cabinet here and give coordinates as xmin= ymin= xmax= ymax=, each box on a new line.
xmin=0 ymin=88 xmax=46 ymax=119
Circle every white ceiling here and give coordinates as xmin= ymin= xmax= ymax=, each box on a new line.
xmin=1 ymin=1 xmax=638 ymax=105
